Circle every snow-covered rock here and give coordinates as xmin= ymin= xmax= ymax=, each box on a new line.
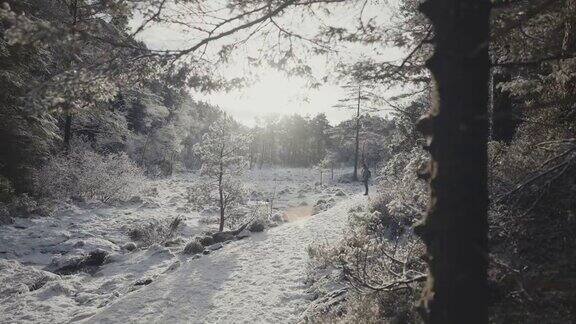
xmin=207 ymin=243 xmax=223 ymax=251
xmin=0 ymin=259 xmax=60 ymax=295
xmin=212 ymin=231 xmax=235 ymax=243
xmin=46 ymin=248 xmax=109 ymax=275
xmin=236 ymin=229 xmax=251 ymax=239
xmin=122 ymin=242 xmax=137 ymax=251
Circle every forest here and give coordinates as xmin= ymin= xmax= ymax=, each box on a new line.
xmin=0 ymin=0 xmax=575 ymax=323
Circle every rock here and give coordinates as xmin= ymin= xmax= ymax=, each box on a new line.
xmin=197 ymin=235 xmax=215 ymax=246
xmin=128 ymin=196 xmax=143 ymax=204
xmin=134 ymin=278 xmax=153 ymax=286
xmin=0 ymin=260 xmax=59 ymax=296
xmin=123 ymin=242 xmax=137 ymax=251
xmin=207 ymin=243 xmax=223 ymax=251
xmin=249 ymin=220 xmax=265 ymax=232
xmin=236 ymin=229 xmax=251 ymax=239
xmin=269 ymin=213 xmax=284 ymax=224
xmin=166 ymin=261 xmax=181 ymax=272
xmin=142 ymin=200 xmax=160 ymax=209
xmin=202 ymin=250 xmax=211 ymax=255
xmin=47 ymin=249 xmax=109 ymax=275
xmin=164 ymin=237 xmax=185 ymax=247
xmin=183 ymin=240 xmax=204 ymax=255
xmin=212 ymin=232 xmax=235 ymax=243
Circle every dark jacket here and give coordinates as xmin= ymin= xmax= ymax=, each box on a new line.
xmin=361 ymin=168 xmax=371 ymax=182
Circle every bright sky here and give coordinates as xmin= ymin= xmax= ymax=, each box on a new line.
xmin=134 ymin=1 xmax=402 ymax=126
xmin=193 ymin=71 xmax=350 ymax=126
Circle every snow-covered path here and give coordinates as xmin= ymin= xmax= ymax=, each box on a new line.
xmin=84 ymin=194 xmax=364 ymax=324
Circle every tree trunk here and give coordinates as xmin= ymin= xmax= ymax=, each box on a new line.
xmin=63 ymin=0 xmax=78 ymax=154
xmin=63 ymin=112 xmax=73 ymax=152
xmin=352 ymin=85 xmax=361 ymax=181
xmin=563 ymin=0 xmax=576 ymax=54
xmin=415 ymin=1 xmax=491 ymax=323
xmin=218 ymin=152 xmax=225 ymax=232
xmin=141 ymin=132 xmax=151 ymax=166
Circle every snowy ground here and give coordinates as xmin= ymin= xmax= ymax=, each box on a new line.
xmin=0 ymin=168 xmax=366 ymax=323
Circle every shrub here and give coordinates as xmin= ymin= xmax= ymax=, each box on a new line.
xmin=183 ymin=240 xmax=204 ymax=254
xmin=0 ymin=203 xmax=12 ymax=224
xmin=34 ymin=146 xmax=146 ymax=203
xmin=248 ymin=218 xmax=266 ymax=232
xmin=0 ymin=175 xmax=15 ymax=203
xmin=197 ymin=235 xmax=215 ymax=246
xmin=128 ymin=217 xmax=183 ymax=248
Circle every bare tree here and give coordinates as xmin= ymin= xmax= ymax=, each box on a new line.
xmin=334 ymin=83 xmax=372 ymax=181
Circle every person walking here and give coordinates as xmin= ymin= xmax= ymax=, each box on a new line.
xmin=361 ymin=163 xmax=371 ymax=195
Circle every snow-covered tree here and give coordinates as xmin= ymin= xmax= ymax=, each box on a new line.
xmin=189 ymin=117 xmax=249 ymax=232
xmin=321 ymin=151 xmax=338 ymax=181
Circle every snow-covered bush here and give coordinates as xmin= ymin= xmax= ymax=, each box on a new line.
xmin=34 ymin=147 xmax=146 ymax=202
xmin=128 ymin=217 xmax=183 ymax=248
xmin=306 ymin=204 xmax=425 ymax=323
xmin=373 ymin=147 xmax=428 ymax=226
xmin=305 ymin=148 xmax=429 ymax=323
xmin=248 ymin=218 xmax=266 ymax=232
xmin=183 ymin=240 xmax=204 ymax=255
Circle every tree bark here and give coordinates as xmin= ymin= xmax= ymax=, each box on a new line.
xmin=218 ymin=150 xmax=225 ymax=232
xmin=415 ymin=1 xmax=491 ymax=323
xmin=63 ymin=0 xmax=78 ymax=154
xmin=63 ymin=112 xmax=73 ymax=152
xmin=563 ymin=0 xmax=576 ymax=54
xmin=352 ymin=85 xmax=361 ymax=181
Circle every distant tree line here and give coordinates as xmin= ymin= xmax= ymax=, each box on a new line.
xmin=248 ymin=113 xmax=395 ymax=170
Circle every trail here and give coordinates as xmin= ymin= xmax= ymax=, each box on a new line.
xmin=84 ymin=194 xmax=364 ymax=324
